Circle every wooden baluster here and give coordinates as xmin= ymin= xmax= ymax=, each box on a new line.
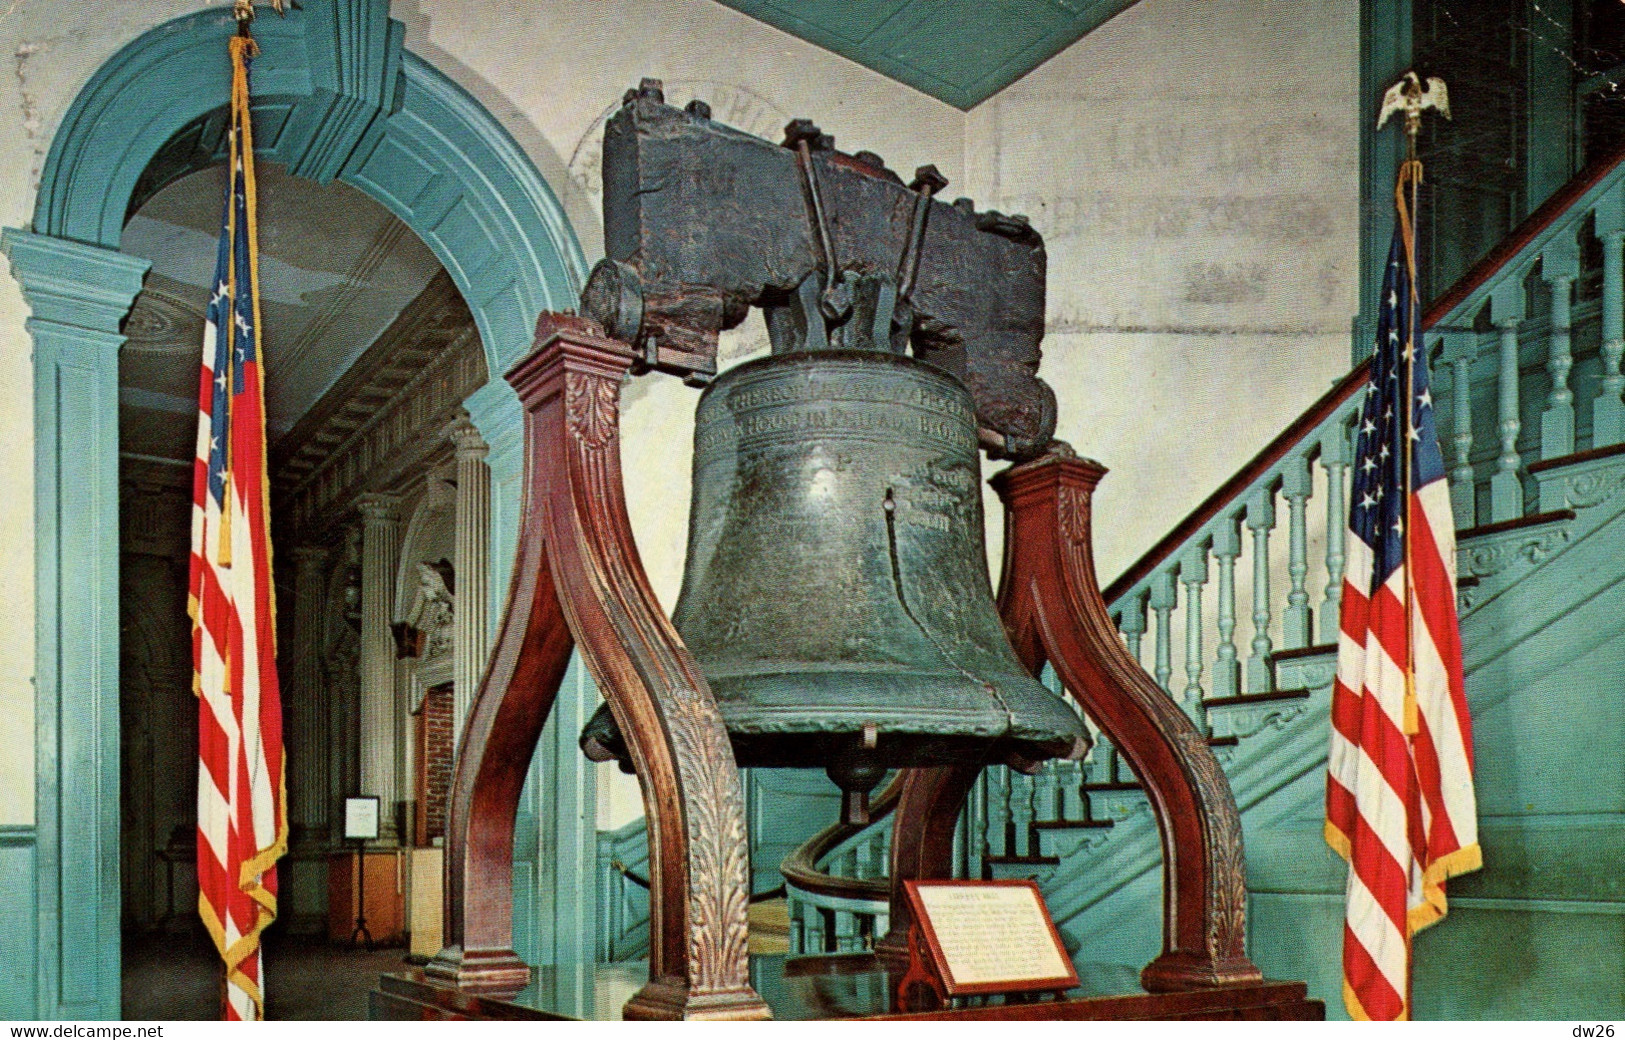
xmin=1440 ymin=330 xmax=1478 ymax=528
xmin=967 ymin=772 xmax=987 ymax=880
xmin=1179 ymin=540 xmax=1211 ymax=731
xmin=1035 ymin=764 xmax=1060 ymax=826
xmin=805 ymin=903 xmax=826 ymax=953
xmin=1118 ymin=589 xmax=1149 ymax=666
xmin=1055 ymin=759 xmax=1077 ymax=820
xmin=986 ymin=767 xmax=1011 ymax=860
xmin=1281 ymin=454 xmax=1313 ymax=649
xmin=1245 ymin=485 xmax=1277 ymax=692
xmin=1010 ymin=771 xmax=1034 ymax=855
xmin=1087 ymin=734 xmax=1113 ymax=785
xmin=788 ymin=906 xmax=803 ymax=955
xmin=1318 ymin=423 xmax=1351 ymax=644
xmin=1597 ymin=187 xmax=1625 ymax=448
xmin=1541 ymin=231 xmax=1579 ymax=460
xmin=834 ymin=909 xmax=858 ymax=952
xmin=1490 ymin=279 xmax=1528 ymax=522
xmin=1211 ymin=516 xmax=1242 ymax=699
xmin=1149 ymin=570 xmax=1177 ymax=692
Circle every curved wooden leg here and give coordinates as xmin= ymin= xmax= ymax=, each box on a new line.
xmin=874 ymin=764 xmax=981 ymax=966
xmin=508 ymin=315 xmax=767 ymax=1020
xmin=431 ymin=438 xmax=574 ymax=993
xmin=992 ymin=448 xmax=1261 ymax=991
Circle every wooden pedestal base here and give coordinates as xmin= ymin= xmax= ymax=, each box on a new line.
xmin=371 ymin=958 xmax=1323 ymax=1022
xmin=423 ymin=945 xmax=531 ymax=994
xmin=622 ymin=979 xmax=777 ymax=1022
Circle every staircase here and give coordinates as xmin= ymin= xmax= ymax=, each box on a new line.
xmin=777 ymin=151 xmax=1625 ymax=1019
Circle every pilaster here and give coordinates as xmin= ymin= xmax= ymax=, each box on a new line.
xmin=463 ymin=380 xmax=525 ymax=623
xmin=357 ymin=492 xmax=403 ymax=844
xmin=447 ymin=413 xmax=491 ymax=741
xmin=1 ymin=228 xmax=148 ymax=1020
xmin=287 ymin=546 xmax=332 ymax=842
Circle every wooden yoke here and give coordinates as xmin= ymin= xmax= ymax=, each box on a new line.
xmin=992 ymin=448 xmax=1260 ymax=991
xmin=879 ymin=446 xmax=1261 ymax=991
xmin=432 ymin=314 xmax=768 ymax=1020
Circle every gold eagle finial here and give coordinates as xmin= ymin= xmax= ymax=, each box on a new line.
xmin=233 ymin=0 xmax=287 ymax=24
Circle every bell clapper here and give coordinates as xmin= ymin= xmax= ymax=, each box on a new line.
xmin=828 ymin=736 xmax=887 ymax=826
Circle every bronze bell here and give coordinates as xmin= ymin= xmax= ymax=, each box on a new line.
xmin=581 ymin=348 xmax=1088 ymax=821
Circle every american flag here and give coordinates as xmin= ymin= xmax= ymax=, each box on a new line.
xmin=1324 ymin=216 xmax=1480 ymax=1021
xmin=189 ymin=35 xmax=286 ymax=1022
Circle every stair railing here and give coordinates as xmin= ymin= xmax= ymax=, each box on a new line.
xmin=1100 ymin=148 xmax=1625 ymax=733
xmin=780 ymin=775 xmax=903 ymax=954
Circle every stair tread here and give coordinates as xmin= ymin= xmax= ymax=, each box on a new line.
xmin=1205 ymin=687 xmax=1312 ymax=708
xmin=1459 ymin=508 xmax=1577 ymax=541
xmin=1032 ymin=819 xmax=1114 ymax=830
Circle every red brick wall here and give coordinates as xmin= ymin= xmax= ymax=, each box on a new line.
xmin=415 ymin=684 xmax=454 ymax=845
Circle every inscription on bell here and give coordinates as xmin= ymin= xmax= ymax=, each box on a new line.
xmin=725 ymin=371 xmax=974 ymax=422
xmin=726 ymin=407 xmax=975 ymax=451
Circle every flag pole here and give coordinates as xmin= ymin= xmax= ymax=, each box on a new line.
xmin=1380 ymin=68 xmax=1447 ymax=1023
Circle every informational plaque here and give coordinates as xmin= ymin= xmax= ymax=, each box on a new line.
xmin=903 ymin=879 xmax=1080 ymax=997
xmin=344 ymin=795 xmax=380 ymax=841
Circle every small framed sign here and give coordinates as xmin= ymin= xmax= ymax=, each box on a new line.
xmin=902 ymin=879 xmax=1080 ymax=999
xmin=344 ymin=795 xmax=380 ymax=842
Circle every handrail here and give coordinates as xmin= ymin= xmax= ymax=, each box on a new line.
xmin=779 ymin=773 xmax=906 ymax=903
xmin=1103 ymin=147 xmax=1625 ymax=605
xmin=1103 ymin=362 xmax=1371 ymax=604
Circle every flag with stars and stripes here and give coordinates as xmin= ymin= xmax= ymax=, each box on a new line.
xmin=1324 ymin=209 xmax=1480 ymax=1022
xmin=189 ymin=33 xmax=286 ymax=1022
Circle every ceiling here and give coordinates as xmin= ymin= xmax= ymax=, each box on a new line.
xmin=119 ymin=162 xmax=444 ymax=463
xmin=712 ymin=0 xmax=1141 ymax=109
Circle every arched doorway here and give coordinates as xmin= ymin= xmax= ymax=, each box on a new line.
xmin=2 ymin=0 xmax=588 ymax=1018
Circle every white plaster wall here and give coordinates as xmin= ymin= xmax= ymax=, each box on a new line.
xmin=963 ymin=0 xmax=1360 ymax=583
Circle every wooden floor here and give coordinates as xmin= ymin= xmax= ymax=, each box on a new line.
xmin=122 ymin=928 xmax=411 ymax=1020
xmin=749 ymin=898 xmax=791 ymax=954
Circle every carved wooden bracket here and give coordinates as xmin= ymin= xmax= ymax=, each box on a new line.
xmin=880 ymin=447 xmax=1261 ymax=991
xmin=993 ymin=449 xmax=1260 ymax=990
xmin=432 ymin=314 xmax=768 ymax=1020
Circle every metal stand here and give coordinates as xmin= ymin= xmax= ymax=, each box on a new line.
xmin=351 ymin=841 xmax=374 ymax=951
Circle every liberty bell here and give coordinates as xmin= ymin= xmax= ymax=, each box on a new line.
xmin=578 ymin=81 xmax=1087 ymax=822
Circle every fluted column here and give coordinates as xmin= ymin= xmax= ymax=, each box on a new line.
xmin=357 ymin=492 xmax=403 ymax=844
xmin=448 ymin=412 xmax=492 ymax=741
xmin=287 ymin=546 xmax=331 ymax=843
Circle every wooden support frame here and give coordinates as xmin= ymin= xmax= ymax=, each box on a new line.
xmin=881 ymin=446 xmax=1261 ymax=992
xmin=431 ymin=314 xmax=769 ymax=1020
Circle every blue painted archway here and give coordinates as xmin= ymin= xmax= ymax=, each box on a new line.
xmin=1 ymin=1 xmax=589 ymax=1018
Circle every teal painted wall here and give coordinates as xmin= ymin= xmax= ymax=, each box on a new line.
xmin=746 ymin=770 xmax=845 ymax=892
xmin=0 ymin=827 xmax=37 ymax=1019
